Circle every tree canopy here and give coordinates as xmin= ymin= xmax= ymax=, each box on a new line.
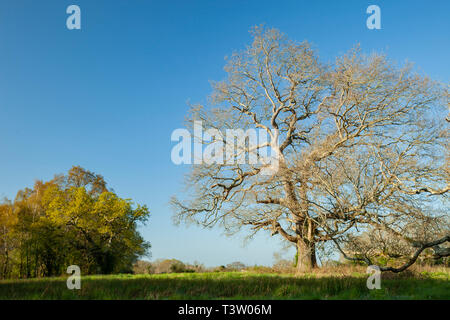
xmin=172 ymin=26 xmax=449 ymax=272
xmin=0 ymin=166 xmax=150 ymax=279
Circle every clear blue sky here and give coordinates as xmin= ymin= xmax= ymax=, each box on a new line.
xmin=0 ymin=0 xmax=448 ymax=267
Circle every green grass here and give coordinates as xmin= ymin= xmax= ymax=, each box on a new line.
xmin=0 ymin=271 xmax=448 ymax=300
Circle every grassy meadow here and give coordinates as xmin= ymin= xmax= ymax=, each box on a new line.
xmin=0 ymin=266 xmax=448 ymax=300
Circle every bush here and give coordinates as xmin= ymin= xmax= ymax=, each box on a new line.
xmin=272 ymin=259 xmax=295 ymax=273
xmin=132 ymin=260 xmax=153 ymax=274
xmin=170 ymin=261 xmax=189 ymax=273
xmin=150 ymin=259 xmax=200 ymax=274
xmin=226 ymin=261 xmax=246 ymax=271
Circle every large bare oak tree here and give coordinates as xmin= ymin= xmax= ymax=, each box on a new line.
xmin=172 ymin=27 xmax=449 ymax=272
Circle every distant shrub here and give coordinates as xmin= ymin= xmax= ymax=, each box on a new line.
xmin=169 ymin=261 xmax=196 ymax=273
xmin=132 ymin=260 xmax=153 ymax=274
xmin=188 ymin=261 xmax=206 ymax=273
xmin=226 ymin=261 xmax=246 ymax=271
xmin=272 ymin=259 xmax=295 ymax=273
xmin=150 ymin=259 xmax=201 ymax=274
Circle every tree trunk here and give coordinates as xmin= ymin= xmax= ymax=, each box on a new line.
xmin=294 ymin=179 xmax=317 ymax=272
xmin=296 ymin=238 xmax=317 ymax=273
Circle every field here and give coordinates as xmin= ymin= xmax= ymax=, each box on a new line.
xmin=0 ymin=267 xmax=449 ymax=300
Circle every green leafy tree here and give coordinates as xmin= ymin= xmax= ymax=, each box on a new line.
xmin=0 ymin=166 xmax=150 ymax=278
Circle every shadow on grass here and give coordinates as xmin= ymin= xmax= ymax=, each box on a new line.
xmin=0 ymin=272 xmax=448 ymax=300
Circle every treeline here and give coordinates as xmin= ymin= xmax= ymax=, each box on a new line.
xmin=132 ymin=259 xmax=294 ymax=274
xmin=0 ymin=166 xmax=150 ymax=279
xmin=133 ymin=260 xmax=247 ymax=274
xmin=133 ymin=257 xmax=448 ymax=276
